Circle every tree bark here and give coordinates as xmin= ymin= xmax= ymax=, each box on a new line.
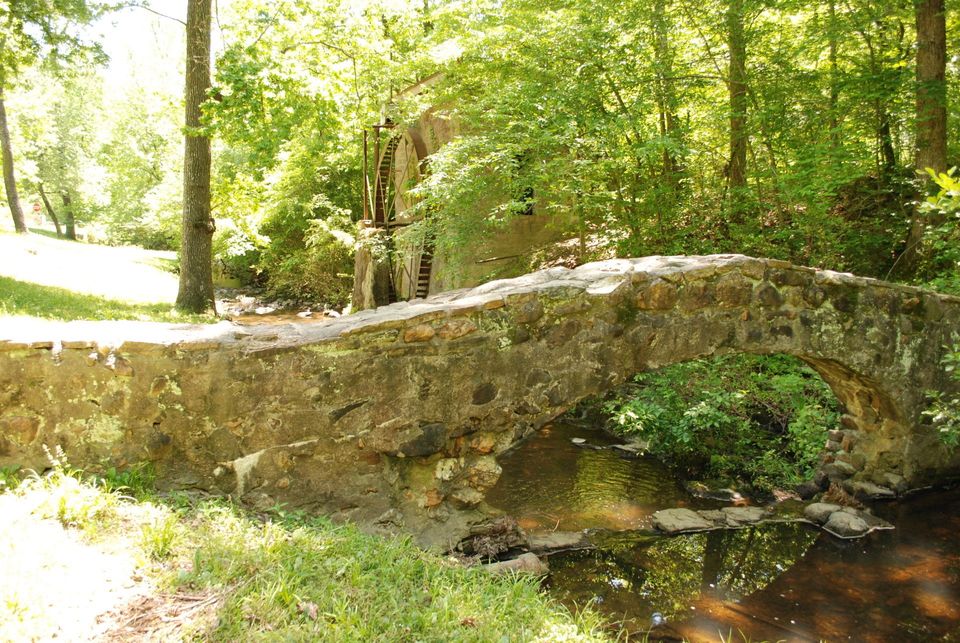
xmin=902 ymin=0 xmax=948 ymax=272
xmin=828 ymin=0 xmax=841 ymax=153
xmin=176 ymin=0 xmax=216 ymax=314
xmin=878 ymin=113 xmax=897 ymax=174
xmin=61 ymin=191 xmax=76 ymax=240
xmin=727 ymin=0 xmax=748 ymax=219
xmin=653 ymin=0 xmax=682 ymax=190
xmin=38 ymin=183 xmax=62 ymax=237
xmin=915 ymin=0 xmax=948 ymax=176
xmin=0 ymin=90 xmax=27 ymax=234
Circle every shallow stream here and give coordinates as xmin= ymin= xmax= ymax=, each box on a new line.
xmin=486 ymin=422 xmax=960 ymax=641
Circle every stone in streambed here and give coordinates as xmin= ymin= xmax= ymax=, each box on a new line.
xmin=652 ymin=508 xmax=715 ymax=533
xmin=721 ymin=506 xmax=767 ymax=525
xmin=803 ymin=502 xmax=842 ymax=524
xmin=842 ymin=479 xmax=896 ymax=500
xmin=823 ymin=511 xmax=869 ymax=537
xmin=483 ymin=552 xmax=549 ymax=576
xmin=526 ymin=531 xmax=590 ymax=552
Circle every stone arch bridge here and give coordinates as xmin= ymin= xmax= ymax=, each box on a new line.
xmin=2 ymin=255 xmax=960 ymax=546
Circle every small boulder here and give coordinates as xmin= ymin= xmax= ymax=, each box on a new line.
xmin=795 ymin=480 xmax=821 ymax=500
xmin=483 ymin=552 xmax=549 ymax=576
xmin=721 ymin=506 xmax=767 ymax=525
xmin=526 ymin=531 xmax=589 ymax=553
xmin=652 ymin=508 xmax=715 ymax=533
xmin=879 ymin=472 xmax=907 ymax=493
xmin=803 ymin=502 xmax=842 ymax=524
xmin=823 ymin=511 xmax=869 ymax=538
xmin=822 ymin=461 xmax=857 ymax=480
xmin=842 ymin=480 xmax=896 ymax=501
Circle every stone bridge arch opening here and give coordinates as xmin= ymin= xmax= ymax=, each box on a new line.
xmin=480 ymin=348 xmax=909 ymax=534
xmin=574 ymin=352 xmax=868 ymax=490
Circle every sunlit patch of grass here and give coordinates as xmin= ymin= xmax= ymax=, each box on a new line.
xmin=14 ymin=446 xmax=123 ymax=534
xmin=162 ymin=502 xmax=609 ymax=642
xmin=140 ymin=255 xmax=180 ymax=275
xmin=0 ymin=275 xmax=214 ymax=323
xmin=26 ymin=227 xmax=61 ymax=240
xmin=0 ymin=453 xmax=161 ymax=642
xmin=141 ymin=512 xmax=182 ymax=560
xmin=0 ymin=454 xmax=610 ymax=641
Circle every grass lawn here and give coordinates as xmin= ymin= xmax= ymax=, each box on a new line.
xmin=0 ymin=463 xmax=609 ymax=642
xmin=0 ymin=275 xmax=210 ymax=322
xmin=0 ymin=231 xmax=216 ymax=323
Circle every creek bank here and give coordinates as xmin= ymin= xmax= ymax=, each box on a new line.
xmin=467 ymin=494 xmax=894 ymax=572
xmin=216 ymin=287 xmax=345 ymax=321
xmin=469 ymin=500 xmax=894 ymax=581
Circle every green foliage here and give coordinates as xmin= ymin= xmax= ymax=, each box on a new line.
xmin=923 ymin=344 xmax=960 ymax=448
xmin=0 ymin=0 xmax=106 ymax=82
xmin=601 ymin=355 xmax=838 ymax=492
xmin=915 ymin=168 xmax=960 ymax=294
xmin=140 ymin=512 xmax=181 ymax=561
xmin=0 ymin=465 xmax=22 ymax=492
xmin=98 ymin=462 xmax=156 ymax=498
xmin=256 ymin=207 xmax=357 ymax=305
xmin=97 ymin=88 xmax=183 ymax=250
xmin=397 ymin=0 xmax=925 ymax=275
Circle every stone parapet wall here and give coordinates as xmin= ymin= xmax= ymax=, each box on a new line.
xmin=2 ymin=255 xmax=960 ymax=547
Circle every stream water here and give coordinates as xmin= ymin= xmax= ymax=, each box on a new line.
xmin=486 ymin=422 xmax=960 ymax=642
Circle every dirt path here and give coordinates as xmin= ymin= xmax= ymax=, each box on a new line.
xmin=0 ymin=493 xmax=225 ymax=642
xmin=0 ymin=495 xmax=153 ymax=641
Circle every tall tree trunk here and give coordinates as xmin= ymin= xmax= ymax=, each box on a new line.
xmin=0 ymin=89 xmax=27 ymax=234
xmin=61 ymin=191 xmax=76 ymax=240
xmin=902 ymin=0 xmax=948 ymax=272
xmin=38 ymin=183 xmax=62 ymax=237
xmin=653 ymin=0 xmax=682 ymax=191
xmin=727 ymin=0 xmax=748 ymax=220
xmin=915 ymin=0 xmax=947 ymax=175
xmin=176 ymin=0 xmax=216 ymax=314
xmin=878 ymin=112 xmax=897 ymax=174
xmin=828 ymin=0 xmax=841 ymax=154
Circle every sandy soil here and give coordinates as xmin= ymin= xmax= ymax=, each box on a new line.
xmin=0 ymin=495 xmax=152 ymax=641
xmin=0 ymin=493 xmax=224 ymax=642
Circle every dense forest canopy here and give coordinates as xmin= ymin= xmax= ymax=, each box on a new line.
xmin=0 ymin=0 xmax=958 ymax=304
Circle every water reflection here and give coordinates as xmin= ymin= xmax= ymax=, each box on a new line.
xmin=547 ymin=525 xmax=817 ymax=636
xmin=486 ymin=423 xmax=705 ymax=531
xmin=675 ymin=489 xmax=960 ymax=642
xmin=488 ymin=420 xmax=960 ymax=641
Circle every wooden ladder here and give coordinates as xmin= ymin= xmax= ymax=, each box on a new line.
xmin=374 ymin=136 xmax=399 ymax=225
xmin=415 ymin=242 xmax=434 ymax=299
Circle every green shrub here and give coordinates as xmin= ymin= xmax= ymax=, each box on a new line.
xmin=600 ymin=354 xmax=838 ymax=492
xmin=257 ymin=216 xmax=356 ymax=306
xmin=916 ymin=168 xmax=960 ymax=294
xmin=924 ymin=344 xmax=960 ymax=447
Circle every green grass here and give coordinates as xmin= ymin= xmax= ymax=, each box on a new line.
xmin=0 ymin=275 xmax=214 ymax=323
xmin=0 ymin=460 xmax=609 ymax=642
xmin=162 ymin=502 xmax=608 ymax=641
xmin=26 ymin=227 xmax=62 ymax=240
